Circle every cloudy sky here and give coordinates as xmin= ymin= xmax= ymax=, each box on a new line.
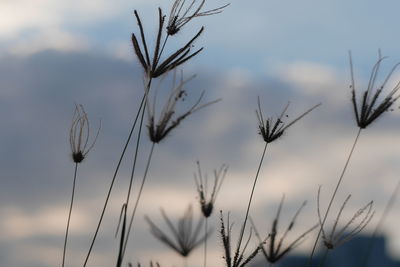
xmin=2 ymin=0 xmax=400 ymax=267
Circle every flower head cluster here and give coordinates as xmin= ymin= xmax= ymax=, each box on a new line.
xmin=349 ymin=51 xmax=400 ymax=129
xmin=220 ymin=212 xmax=264 ymax=267
xmin=167 ymin=0 xmax=229 ymax=35
xmin=69 ymin=104 xmax=100 ymax=163
xmin=256 ymin=97 xmax=320 ymax=143
xmin=251 ymin=195 xmax=317 ymax=264
xmin=132 ymin=8 xmax=204 ymax=78
xmin=147 ymin=72 xmax=219 ymax=143
xmin=145 ymin=205 xmax=209 ymax=257
xmin=194 ymin=161 xmax=228 ymax=217
xmin=318 ymin=187 xmax=374 ymax=250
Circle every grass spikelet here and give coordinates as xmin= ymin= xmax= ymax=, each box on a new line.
xmin=145 ymin=205 xmax=209 ymax=257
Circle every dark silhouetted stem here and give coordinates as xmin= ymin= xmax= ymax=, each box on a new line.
xmin=204 ymin=218 xmax=208 ymax=267
xmin=361 ymin=179 xmax=400 ymax=267
xmin=121 ymin=142 xmax=156 ymax=260
xmin=236 ymin=142 xmax=269 ymax=256
xmin=62 ymin=162 xmax=78 ymax=267
xmin=307 ymin=128 xmax=362 ymax=267
xmin=82 ymin=79 xmax=152 ymax=267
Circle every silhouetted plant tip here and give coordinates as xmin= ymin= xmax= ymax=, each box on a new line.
xmin=194 ymin=161 xmax=228 ymax=217
xmin=256 ymin=97 xmax=321 ymax=143
xmin=132 ymin=8 xmax=204 ymax=78
xmin=250 ymin=196 xmax=318 ymax=264
xmin=147 ymin=71 xmax=220 ymax=143
xmin=145 ymin=205 xmax=210 ymax=257
xmin=349 ymin=50 xmax=400 ymax=129
xmin=167 ymin=0 xmax=229 ymax=35
xmin=69 ymin=104 xmax=100 ymax=163
xmin=317 ymin=186 xmax=375 ymax=250
xmin=220 ymin=211 xmax=263 ymax=267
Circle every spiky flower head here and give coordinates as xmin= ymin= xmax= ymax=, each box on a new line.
xmin=349 ymin=51 xmax=400 ymax=129
xmin=256 ymin=97 xmax=320 ymax=143
xmin=167 ymin=0 xmax=229 ymax=35
xmin=69 ymin=104 xmax=100 ymax=163
xmin=194 ymin=161 xmax=228 ymax=217
xmin=251 ymin=195 xmax=317 ymax=263
xmin=318 ymin=187 xmax=375 ymax=250
xmin=220 ymin=211 xmax=264 ymax=267
xmin=147 ymin=72 xmax=219 ymax=143
xmin=132 ymin=8 xmax=204 ymax=78
xmin=145 ymin=205 xmax=209 ymax=257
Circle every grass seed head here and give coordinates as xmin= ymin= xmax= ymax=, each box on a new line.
xmin=349 ymin=50 xmax=400 ymax=129
xmin=69 ymin=104 xmax=100 ymax=163
xmin=132 ymin=8 xmax=204 ymax=78
xmin=166 ymin=0 xmax=229 ymax=35
xmin=145 ymin=205 xmax=210 ymax=257
xmin=317 ymin=186 xmax=375 ymax=250
xmin=194 ymin=161 xmax=228 ymax=217
xmin=147 ymin=71 xmax=220 ymax=143
xmin=256 ymin=97 xmax=321 ymax=143
xmin=250 ymin=196 xmax=317 ymax=263
xmin=220 ymin=211 xmax=263 ymax=267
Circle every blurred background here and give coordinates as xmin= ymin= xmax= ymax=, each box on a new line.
xmin=1 ymin=0 xmax=400 ymax=266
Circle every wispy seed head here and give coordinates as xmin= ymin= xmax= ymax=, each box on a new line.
xmin=349 ymin=50 xmax=400 ymax=129
xmin=69 ymin=104 xmax=100 ymax=163
xmin=256 ymin=97 xmax=321 ymax=143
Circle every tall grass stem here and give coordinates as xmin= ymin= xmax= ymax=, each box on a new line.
xmin=62 ymin=162 xmax=78 ymax=267
xmin=82 ymin=80 xmax=151 ymax=267
xmin=307 ymin=128 xmax=362 ymax=266
xmin=121 ymin=142 xmax=156 ymax=259
xmin=236 ymin=142 xmax=269 ymax=256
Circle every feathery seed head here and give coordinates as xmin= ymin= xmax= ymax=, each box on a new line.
xmin=132 ymin=8 xmax=204 ymax=78
xmin=251 ymin=196 xmax=317 ymax=264
xmin=194 ymin=161 xmax=228 ymax=217
xmin=147 ymin=71 xmax=220 ymax=143
xmin=167 ymin=0 xmax=229 ymax=35
xmin=317 ymin=186 xmax=375 ymax=250
xmin=349 ymin=51 xmax=400 ymax=129
xmin=220 ymin=211 xmax=264 ymax=267
xmin=145 ymin=205 xmax=209 ymax=257
xmin=69 ymin=104 xmax=100 ymax=163
xmin=256 ymin=97 xmax=321 ymax=143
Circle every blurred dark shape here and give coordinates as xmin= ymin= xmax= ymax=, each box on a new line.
xmin=251 ymin=234 xmax=400 ymax=267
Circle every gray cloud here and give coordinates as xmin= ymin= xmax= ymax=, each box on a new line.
xmin=1 ymin=50 xmax=400 ymax=267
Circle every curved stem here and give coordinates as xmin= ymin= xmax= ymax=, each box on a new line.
xmin=235 ymin=142 xmax=269 ymax=257
xmin=361 ymin=179 xmax=400 ymax=267
xmin=307 ymin=128 xmax=362 ymax=267
xmin=82 ymin=80 xmax=151 ymax=267
xmin=62 ymin=163 xmax=78 ymax=267
xmin=121 ymin=142 xmax=156 ymax=260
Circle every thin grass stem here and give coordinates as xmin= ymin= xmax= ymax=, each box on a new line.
xmin=62 ymin=162 xmax=78 ymax=267
xmin=235 ymin=142 xmax=269 ymax=257
xmin=82 ymin=80 xmax=151 ymax=267
xmin=124 ymin=79 xmax=152 ymax=208
xmin=204 ymin=217 xmax=208 ymax=267
xmin=121 ymin=142 xmax=156 ymax=260
xmin=307 ymin=128 xmax=362 ymax=267
xmin=360 ymin=179 xmax=400 ymax=267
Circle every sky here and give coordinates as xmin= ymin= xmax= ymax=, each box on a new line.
xmin=2 ymin=0 xmax=400 ymax=267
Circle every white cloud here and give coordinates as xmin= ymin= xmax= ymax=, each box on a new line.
xmin=274 ymin=61 xmax=339 ymax=95
xmin=8 ymin=29 xmax=90 ymax=56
